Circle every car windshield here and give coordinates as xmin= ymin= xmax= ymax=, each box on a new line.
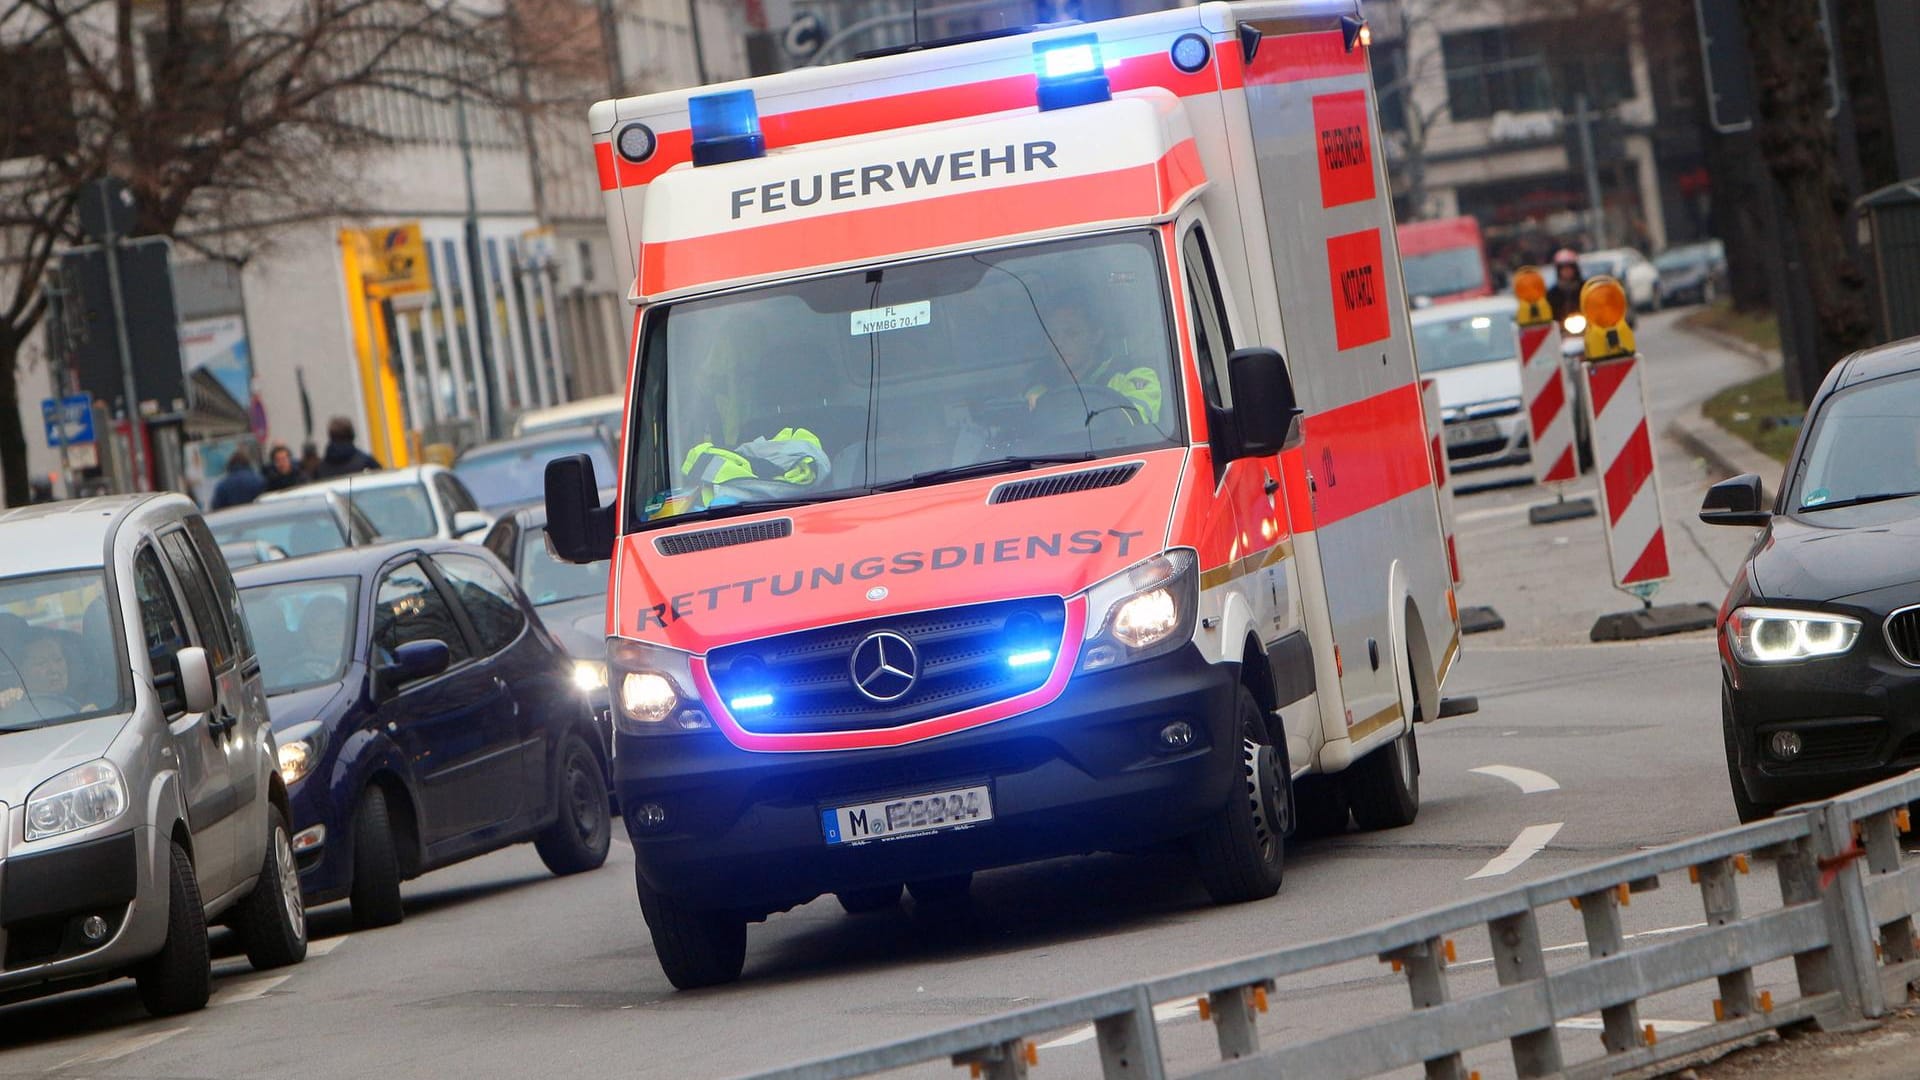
xmin=1414 ymin=311 xmax=1517 ymax=372
xmin=240 ymin=577 xmax=359 ymax=695
xmin=1580 ymin=256 xmax=1623 ymax=279
xmin=627 ymin=231 xmax=1181 ymax=525
xmin=0 ymin=570 xmax=129 ymax=731
xmin=1401 ymin=247 xmax=1486 ymax=299
xmin=208 ymin=504 xmax=347 ymax=557
xmin=519 ymin=525 xmax=607 ymax=605
xmin=344 ymin=484 xmax=436 ymax=539
xmin=457 ymin=435 xmax=614 ymax=512
xmin=1655 ymin=247 xmax=1708 ymax=273
xmin=1793 ymin=371 xmax=1920 ymax=510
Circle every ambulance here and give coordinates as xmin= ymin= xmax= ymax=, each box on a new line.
xmin=546 ymin=0 xmax=1462 ymax=989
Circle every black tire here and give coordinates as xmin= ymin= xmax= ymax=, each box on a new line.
xmin=906 ymin=874 xmax=973 ymax=906
xmin=1193 ymin=685 xmax=1288 ymax=904
xmin=350 ymin=787 xmax=405 ymax=930
xmin=232 ymin=805 xmax=308 ymax=970
xmin=836 ymin=884 xmax=903 ymax=914
xmin=1348 ymin=666 xmax=1422 ymax=831
xmin=638 ymin=886 xmax=746 ymax=990
xmin=135 ymin=839 xmax=211 ymax=1017
xmin=1724 ymin=686 xmax=1779 ymax=824
xmin=536 ymin=735 xmax=613 ymax=876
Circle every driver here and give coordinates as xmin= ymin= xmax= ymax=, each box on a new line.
xmin=1546 ymin=248 xmax=1585 ymax=324
xmin=0 ymin=634 xmax=93 ymax=713
xmin=1026 ymin=301 xmax=1163 ymax=425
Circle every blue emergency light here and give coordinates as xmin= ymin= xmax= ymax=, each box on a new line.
xmin=729 ymin=692 xmax=774 ymax=711
xmin=689 ymin=89 xmax=765 ymax=167
xmin=1006 ymin=648 xmax=1054 ymax=669
xmin=1033 ymin=34 xmax=1111 ymax=112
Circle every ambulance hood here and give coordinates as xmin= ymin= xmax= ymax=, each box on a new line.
xmin=613 ymin=449 xmax=1187 ymax=654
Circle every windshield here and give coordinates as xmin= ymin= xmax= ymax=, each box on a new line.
xmin=1413 ymin=311 xmax=1517 ymax=373
xmin=1580 ymin=256 xmax=1623 ymax=280
xmin=240 ymin=577 xmax=359 ymax=695
xmin=628 ymin=231 xmax=1180 ymax=525
xmin=0 ymin=570 xmax=128 ymax=731
xmin=209 ymin=504 xmax=347 ymax=557
xmin=1655 ymin=247 xmax=1708 ymax=273
xmin=1401 ymin=247 xmax=1486 ymax=299
xmin=519 ymin=526 xmax=608 ymax=605
xmin=457 ymin=434 xmax=615 ymax=512
xmin=1793 ymin=371 xmax=1920 ymax=510
xmin=345 ymin=484 xmax=437 ymax=539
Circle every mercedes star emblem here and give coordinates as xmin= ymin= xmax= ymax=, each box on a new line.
xmin=849 ymin=630 xmax=918 ymax=703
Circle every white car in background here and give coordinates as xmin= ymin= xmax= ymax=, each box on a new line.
xmin=1580 ymin=247 xmax=1663 ymax=312
xmin=511 ymin=394 xmax=624 ymax=439
xmin=264 ymin=465 xmax=490 ymax=542
xmin=1410 ymin=296 xmax=1530 ymax=471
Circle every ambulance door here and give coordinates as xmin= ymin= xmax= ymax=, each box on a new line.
xmin=1176 ymin=212 xmax=1315 ymax=771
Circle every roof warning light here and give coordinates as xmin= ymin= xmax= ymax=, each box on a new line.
xmin=1034 ymin=34 xmax=1112 ymax=112
xmin=689 ymin=89 xmax=765 ymax=167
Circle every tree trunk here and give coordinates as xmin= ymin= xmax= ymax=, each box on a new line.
xmin=0 ymin=334 xmax=31 ymax=508
xmin=1738 ymin=0 xmax=1875 ymax=376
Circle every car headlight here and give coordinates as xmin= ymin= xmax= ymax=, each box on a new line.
xmin=608 ymin=638 xmax=712 ymax=736
xmin=274 ymin=721 xmax=326 ymax=786
xmin=572 ymin=659 xmax=609 ymax=693
xmin=1562 ymin=314 xmax=1588 ymax=334
xmin=1727 ymin=606 xmax=1861 ymax=664
xmin=26 ymin=759 xmax=128 ymax=841
xmin=1078 ymin=550 xmax=1198 ymax=673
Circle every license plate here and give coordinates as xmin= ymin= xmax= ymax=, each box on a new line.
xmin=822 ymin=785 xmax=993 ymax=845
xmin=1447 ymin=420 xmax=1500 ymax=446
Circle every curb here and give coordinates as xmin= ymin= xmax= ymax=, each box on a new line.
xmin=1673 ymin=316 xmax=1783 ymax=370
xmin=1668 ymin=411 xmax=1782 ymax=501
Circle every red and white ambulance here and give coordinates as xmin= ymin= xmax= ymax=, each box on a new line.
xmin=547 ymin=0 xmax=1462 ymax=988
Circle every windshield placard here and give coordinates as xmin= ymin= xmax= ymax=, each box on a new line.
xmin=850 ymin=302 xmax=930 ymax=336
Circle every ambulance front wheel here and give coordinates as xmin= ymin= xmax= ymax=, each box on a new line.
xmin=639 ymin=884 xmax=746 ymax=990
xmin=1193 ymin=685 xmax=1289 ymax=905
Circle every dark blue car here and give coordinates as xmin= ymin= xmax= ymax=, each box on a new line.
xmin=233 ymin=540 xmax=611 ymax=928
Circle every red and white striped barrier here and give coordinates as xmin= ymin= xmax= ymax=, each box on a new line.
xmin=1420 ymin=378 xmax=1461 ymax=585
xmin=1519 ymin=322 xmax=1578 ymax=487
xmin=1578 ymin=355 xmax=1670 ymax=590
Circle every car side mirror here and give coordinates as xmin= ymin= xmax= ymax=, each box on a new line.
xmin=176 ymin=646 xmax=216 ymax=714
xmin=545 ymin=455 xmax=616 ymax=564
xmin=451 ymin=510 xmax=491 ymax=539
xmin=378 ymin=639 xmax=451 ymax=695
xmin=1226 ymin=347 xmax=1302 ymax=458
xmin=1700 ymin=473 xmax=1770 ymax=527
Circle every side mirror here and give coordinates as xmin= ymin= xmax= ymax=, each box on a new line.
xmin=177 ymin=646 xmax=216 ymax=714
xmin=1700 ymin=473 xmax=1770 ymax=527
xmin=379 ymin=639 xmax=451 ymax=695
xmin=451 ymin=510 xmax=491 ymax=538
xmin=1225 ymin=347 xmax=1301 ymax=458
xmin=545 ymin=455 xmax=617 ymax=564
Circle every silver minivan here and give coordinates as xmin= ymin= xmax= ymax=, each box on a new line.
xmin=0 ymin=495 xmax=305 ymax=1016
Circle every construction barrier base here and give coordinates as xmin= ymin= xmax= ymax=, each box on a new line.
xmin=1528 ymin=496 xmax=1597 ymax=525
xmin=1458 ymin=606 xmax=1505 ymax=635
xmin=1589 ymin=602 xmax=1718 ymax=642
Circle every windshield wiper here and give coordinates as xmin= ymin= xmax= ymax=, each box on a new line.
xmin=1800 ymin=491 xmax=1920 ymax=512
xmin=662 ymin=487 xmax=874 ymax=524
xmin=872 ymin=453 xmax=1096 ymax=493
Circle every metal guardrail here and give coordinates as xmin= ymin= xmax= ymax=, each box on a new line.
xmin=740 ymin=769 xmax=1920 ymax=1080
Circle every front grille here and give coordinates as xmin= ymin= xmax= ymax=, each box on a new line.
xmin=654 ymin=518 xmax=792 ymax=556
xmin=1887 ymin=607 xmax=1920 ymax=667
xmin=707 ymin=597 xmax=1067 ymax=734
xmin=989 ymin=463 xmax=1141 ymax=504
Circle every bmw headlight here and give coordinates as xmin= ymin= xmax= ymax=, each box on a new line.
xmin=608 ymin=638 xmax=712 ymax=735
xmin=26 ymin=759 xmax=128 ymax=841
xmin=572 ymin=659 xmax=609 ymax=693
xmin=1728 ymin=606 xmax=1861 ymax=664
xmin=1077 ymin=550 xmax=1198 ymax=673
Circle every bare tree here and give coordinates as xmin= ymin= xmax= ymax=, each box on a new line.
xmin=0 ymin=0 xmax=559 ymax=505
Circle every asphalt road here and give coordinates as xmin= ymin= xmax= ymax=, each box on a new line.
xmin=0 ymin=313 xmax=1789 ymax=1079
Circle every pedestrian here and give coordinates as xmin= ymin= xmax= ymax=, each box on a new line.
xmin=1546 ymin=248 xmax=1585 ymax=324
xmin=298 ymin=442 xmax=322 ymax=482
xmin=261 ymin=442 xmax=304 ymax=492
xmin=314 ymin=416 xmax=382 ymax=479
xmin=211 ymin=446 xmax=267 ymax=509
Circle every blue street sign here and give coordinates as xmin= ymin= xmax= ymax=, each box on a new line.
xmin=42 ymin=394 xmax=95 ymax=445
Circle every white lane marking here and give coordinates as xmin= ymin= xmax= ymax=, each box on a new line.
xmin=208 ymin=972 xmax=294 ymax=1006
xmin=1453 ymin=922 xmax=1710 ymax=970
xmin=1470 ymin=765 xmax=1561 ymax=794
xmin=1559 ymin=1016 xmax=1707 ymax=1034
xmin=1467 ymin=823 xmax=1563 ymax=880
xmin=1039 ymin=997 xmax=1201 ymax=1049
xmin=54 ymin=1027 xmax=189 ymax=1069
xmin=307 ymin=934 xmax=350 ymax=957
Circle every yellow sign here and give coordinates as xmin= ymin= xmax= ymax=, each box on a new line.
xmin=1511 ymin=266 xmax=1553 ymax=327
xmin=1580 ymin=276 xmax=1637 ymax=360
xmin=362 ymin=223 xmax=431 ymax=297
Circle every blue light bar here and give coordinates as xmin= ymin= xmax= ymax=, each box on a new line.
xmin=688 ymin=89 xmax=765 ymax=167
xmin=730 ymin=692 xmax=774 ymax=710
xmin=1007 ymin=649 xmax=1054 ymax=669
xmin=1033 ymin=34 xmax=1111 ymax=112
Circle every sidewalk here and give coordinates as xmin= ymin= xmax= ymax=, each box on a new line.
xmin=1651 ymin=1007 xmax=1920 ymax=1079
